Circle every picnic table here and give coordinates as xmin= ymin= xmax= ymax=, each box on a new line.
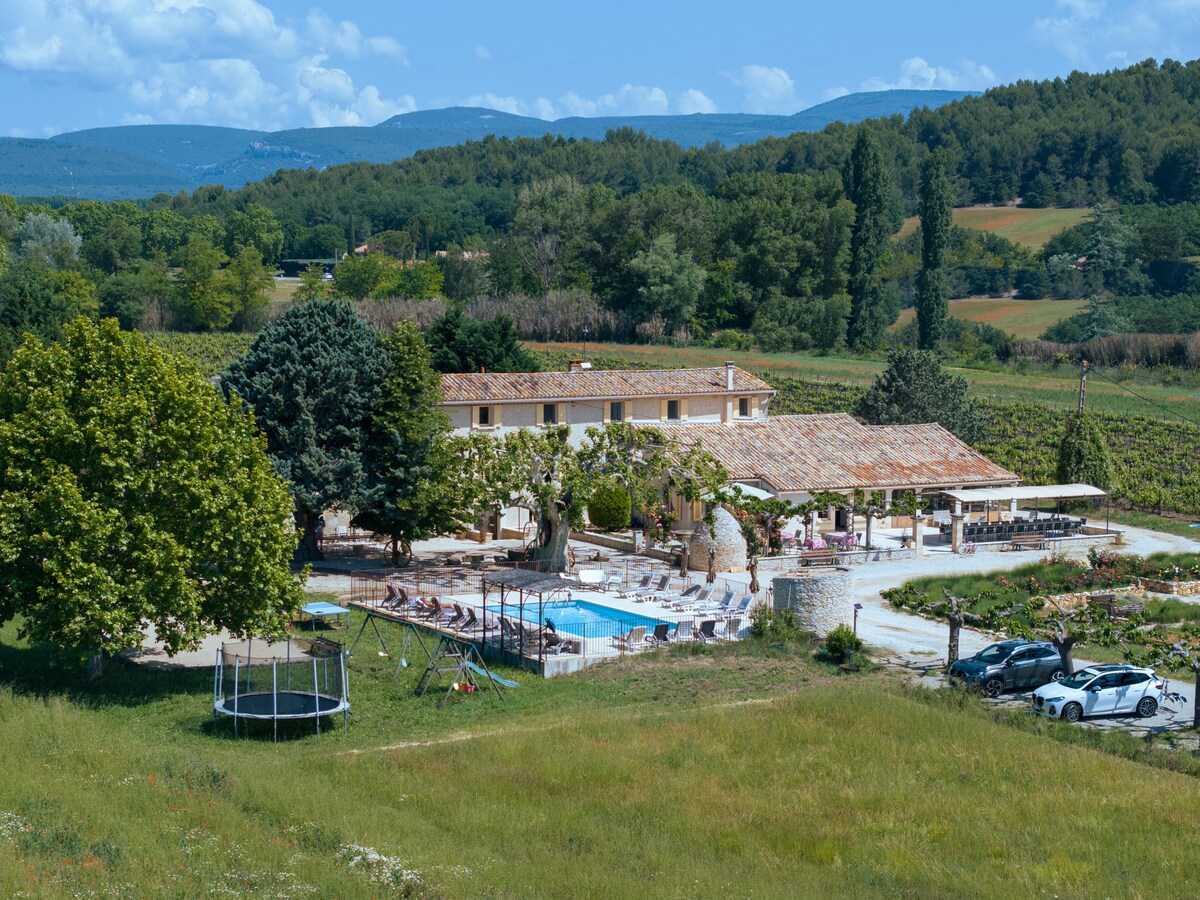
xmin=299 ymin=601 xmax=351 ymax=630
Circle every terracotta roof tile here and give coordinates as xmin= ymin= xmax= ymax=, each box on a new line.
xmin=680 ymin=414 xmax=1018 ymax=493
xmin=439 ymin=366 xmax=774 ymax=404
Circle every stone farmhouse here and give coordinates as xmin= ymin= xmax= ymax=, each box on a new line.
xmin=438 ymin=361 xmax=1019 ymax=539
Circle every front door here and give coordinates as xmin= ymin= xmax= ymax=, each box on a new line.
xmin=835 ymin=507 xmax=848 ymax=530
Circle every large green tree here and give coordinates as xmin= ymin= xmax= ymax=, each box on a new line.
xmin=844 ymin=130 xmax=895 ymax=350
xmin=353 ymin=321 xmax=467 ymax=564
xmin=854 ymin=348 xmax=983 ymax=443
xmin=222 ymin=300 xmax=387 ymax=561
xmin=424 ymin=307 xmax=539 ymax=373
xmin=916 ymin=152 xmax=952 ymax=349
xmin=0 ymin=319 xmax=302 ymax=671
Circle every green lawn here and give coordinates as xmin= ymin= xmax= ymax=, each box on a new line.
xmin=892 ymin=297 xmax=1088 ymax=339
xmin=4 ymin=615 xmax=1200 ymax=897
xmin=533 ymin=342 xmax=1200 ymax=422
xmin=897 ymin=206 xmax=1093 ymax=249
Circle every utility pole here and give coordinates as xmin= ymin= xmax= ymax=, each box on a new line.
xmin=1077 ymin=359 xmax=1088 ymax=414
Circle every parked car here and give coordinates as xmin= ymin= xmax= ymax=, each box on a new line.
xmin=1031 ymin=664 xmax=1166 ymax=723
xmin=948 ymin=639 xmax=1064 ymax=697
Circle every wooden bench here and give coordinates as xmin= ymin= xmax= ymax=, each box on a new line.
xmin=1010 ymin=534 xmax=1046 ymax=551
xmin=798 ymin=548 xmax=838 ymax=567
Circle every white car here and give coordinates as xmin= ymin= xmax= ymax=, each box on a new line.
xmin=1031 ymin=665 xmax=1165 ymax=723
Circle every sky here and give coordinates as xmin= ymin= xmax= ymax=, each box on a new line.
xmin=0 ymin=0 xmax=1198 ymax=137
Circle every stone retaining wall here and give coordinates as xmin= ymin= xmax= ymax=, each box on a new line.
xmin=1139 ymin=577 xmax=1200 ymax=596
xmin=772 ymin=568 xmax=853 ymax=637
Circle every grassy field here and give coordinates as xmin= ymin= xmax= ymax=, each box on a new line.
xmin=897 ymin=206 xmax=1093 ymax=249
xmin=5 ymin=613 xmax=1200 ymax=898
xmin=892 ymin=297 xmax=1088 ymax=339
xmin=533 ymin=341 xmax=1200 ymax=423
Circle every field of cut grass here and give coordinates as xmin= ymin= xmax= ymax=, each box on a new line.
xmin=897 ymin=206 xmax=1092 ymax=249
xmin=533 ymin=342 xmax=1200 ymax=423
xmin=892 ymin=297 xmax=1088 ymax=339
xmin=4 ymin=613 xmax=1200 ymax=898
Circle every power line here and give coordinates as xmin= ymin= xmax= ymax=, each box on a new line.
xmin=1086 ymin=365 xmax=1200 ymax=429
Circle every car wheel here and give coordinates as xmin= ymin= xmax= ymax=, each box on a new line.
xmin=1136 ymin=697 xmax=1158 ymax=718
xmin=983 ymin=677 xmax=1004 ymax=698
xmin=1062 ymin=702 xmax=1083 ymax=723
xmin=1048 ymin=668 xmax=1064 ymax=683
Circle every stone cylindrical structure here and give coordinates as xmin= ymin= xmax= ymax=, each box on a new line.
xmin=772 ymin=568 xmax=853 ymax=637
xmin=691 ymin=506 xmax=747 ymax=572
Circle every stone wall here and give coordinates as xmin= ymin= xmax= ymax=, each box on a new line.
xmin=772 ymin=568 xmax=853 ymax=637
xmin=1139 ymin=577 xmax=1200 ymax=596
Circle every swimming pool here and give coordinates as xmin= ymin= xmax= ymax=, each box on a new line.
xmin=485 ymin=598 xmax=665 ymax=637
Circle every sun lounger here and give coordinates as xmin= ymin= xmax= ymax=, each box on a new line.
xmin=694 ymin=620 xmax=718 ymax=642
xmin=602 ymin=573 xmax=623 ymax=592
xmin=720 ymin=616 xmax=743 ymax=641
xmin=724 ymin=595 xmax=753 ymax=618
xmin=693 ymin=589 xmax=735 ymax=615
xmin=612 ymin=624 xmax=647 ymax=651
xmin=633 ymin=575 xmax=672 ymax=603
xmin=646 ymin=623 xmax=671 ymax=647
xmin=619 ymin=574 xmax=653 ymax=598
xmin=670 ymin=585 xmax=711 ymax=611
xmin=576 ymin=569 xmax=605 ymax=589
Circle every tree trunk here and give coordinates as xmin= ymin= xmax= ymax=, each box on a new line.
xmin=529 ymin=510 xmax=570 ymax=572
xmin=865 ymin=515 xmax=874 ymax=551
xmin=1192 ymin=663 xmax=1200 ymax=731
xmin=947 ymin=616 xmax=961 ymax=665
xmin=87 ymin=651 xmax=104 ymax=680
xmin=1054 ymin=635 xmax=1077 ymax=675
xmin=389 ymin=535 xmax=413 ymax=567
xmin=295 ymin=509 xmax=319 ymax=563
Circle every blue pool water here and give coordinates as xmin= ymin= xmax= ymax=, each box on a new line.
xmin=485 ymin=598 xmax=665 ymax=636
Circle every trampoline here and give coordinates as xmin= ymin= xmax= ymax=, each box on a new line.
xmin=213 ymin=638 xmax=350 ymax=739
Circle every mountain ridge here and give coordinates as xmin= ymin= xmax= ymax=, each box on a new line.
xmin=4 ymin=89 xmax=974 ymax=200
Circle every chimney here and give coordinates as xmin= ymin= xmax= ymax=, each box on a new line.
xmin=568 ymin=359 xmax=592 ymax=373
xmin=725 ymin=360 xmax=735 ymax=391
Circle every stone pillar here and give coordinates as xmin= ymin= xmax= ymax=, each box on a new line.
xmin=951 ymin=513 xmax=965 ymax=553
xmin=911 ymin=509 xmax=924 ymax=555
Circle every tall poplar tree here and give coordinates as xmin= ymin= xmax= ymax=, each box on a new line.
xmin=844 ymin=130 xmax=893 ymax=350
xmin=916 ymin=152 xmax=953 ymax=349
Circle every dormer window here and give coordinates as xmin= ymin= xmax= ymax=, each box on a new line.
xmin=738 ymin=397 xmax=750 ymax=418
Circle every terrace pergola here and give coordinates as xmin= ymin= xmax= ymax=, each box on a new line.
xmin=482 ymin=569 xmax=573 ymax=668
xmin=937 ymin=483 xmax=1109 ymax=551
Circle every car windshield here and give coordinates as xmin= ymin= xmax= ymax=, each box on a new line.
xmin=1060 ymin=670 xmax=1100 ymax=689
xmin=975 ymin=644 xmax=1012 ymax=663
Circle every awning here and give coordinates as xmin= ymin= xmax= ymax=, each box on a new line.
xmin=939 ymin=484 xmax=1106 ymax=504
xmin=728 ymin=482 xmax=774 ymax=500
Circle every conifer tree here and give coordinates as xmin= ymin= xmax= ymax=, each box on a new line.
xmin=844 ymin=130 xmax=893 ymax=350
xmin=916 ymin=152 xmax=952 ymax=349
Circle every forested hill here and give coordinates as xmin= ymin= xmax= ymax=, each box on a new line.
xmin=0 ymin=90 xmax=970 ymax=200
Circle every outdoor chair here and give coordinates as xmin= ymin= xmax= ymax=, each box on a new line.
xmin=646 ymin=623 xmax=671 ymax=647
xmin=667 ymin=584 xmax=703 ymax=609
xmin=458 ymin=607 xmax=482 ymax=633
xmin=619 ymin=574 xmax=653 ymax=598
xmin=543 ymin=628 xmax=572 ymax=655
xmin=634 ymin=575 xmax=672 ymax=603
xmin=694 ymin=620 xmax=718 ymax=642
xmin=602 ymin=573 xmax=623 ymax=592
xmin=693 ymin=589 xmax=734 ymax=615
xmin=726 ymin=595 xmax=754 ymax=618
xmin=612 ymin=625 xmax=647 ymax=652
xmin=720 ymin=617 xmax=743 ymax=641
xmin=576 ymin=569 xmax=605 ymax=590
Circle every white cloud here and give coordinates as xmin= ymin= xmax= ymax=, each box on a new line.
xmin=861 ymin=56 xmax=997 ymax=92
xmin=823 ymin=86 xmax=850 ymax=101
xmin=465 ymin=83 xmax=674 ymax=120
xmin=727 ymin=65 xmax=802 ymax=114
xmin=0 ymin=1 xmax=412 ymax=128
xmin=1031 ymin=0 xmax=1200 ymax=67
xmin=474 ymin=45 xmax=492 ymax=61
xmin=677 ymin=88 xmax=717 ymax=115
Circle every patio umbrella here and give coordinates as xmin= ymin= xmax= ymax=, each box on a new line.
xmin=748 ymin=555 xmax=760 ymax=595
xmin=679 ymin=541 xmax=690 ymax=578
xmin=706 ymin=545 xmax=716 ymax=585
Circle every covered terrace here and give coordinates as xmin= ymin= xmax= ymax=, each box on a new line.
xmin=936 ymin=483 xmax=1114 ymax=552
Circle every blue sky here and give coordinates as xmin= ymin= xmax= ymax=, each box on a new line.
xmin=1 ymin=0 xmax=1198 ymax=137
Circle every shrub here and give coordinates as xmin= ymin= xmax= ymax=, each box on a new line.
xmin=748 ymin=604 xmax=809 ymax=642
xmin=587 ymin=481 xmax=631 ymax=531
xmin=821 ymin=624 xmax=864 ymax=663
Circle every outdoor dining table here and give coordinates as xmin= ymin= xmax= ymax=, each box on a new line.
xmin=824 ymin=532 xmax=857 ymax=548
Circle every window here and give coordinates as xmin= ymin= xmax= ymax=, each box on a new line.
xmin=667 ymin=399 xmax=680 ymax=421
xmin=477 ymin=406 xmax=491 ymax=427
xmin=738 ymin=397 xmax=750 ymax=418
xmin=609 ymin=401 xmax=624 ymax=422
xmin=542 ymin=403 xmax=557 ymax=425
xmin=1120 ymin=672 xmax=1150 ymax=685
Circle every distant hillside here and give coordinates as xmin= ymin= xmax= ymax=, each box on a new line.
xmin=0 ymin=89 xmax=972 ymax=199
xmin=0 ymin=138 xmax=195 ymax=200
